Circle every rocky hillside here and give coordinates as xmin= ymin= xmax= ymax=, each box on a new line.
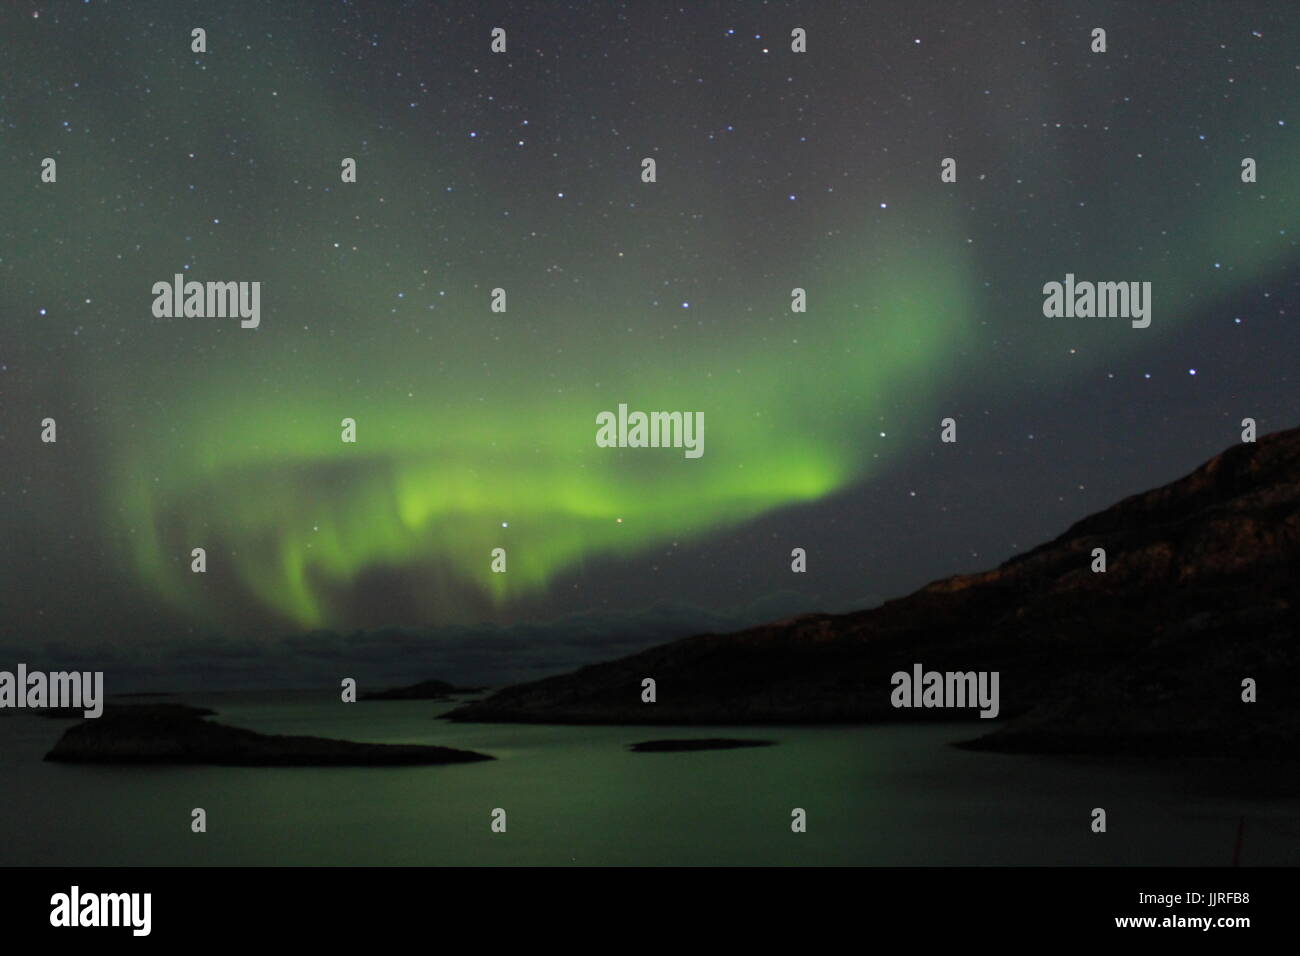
xmin=446 ymin=427 xmax=1300 ymax=756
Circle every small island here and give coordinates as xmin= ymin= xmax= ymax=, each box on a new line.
xmin=33 ymin=702 xmax=215 ymax=721
xmin=628 ymin=738 xmax=776 ymax=753
xmin=44 ymin=704 xmax=493 ymax=766
xmin=360 ymin=678 xmax=486 ymax=701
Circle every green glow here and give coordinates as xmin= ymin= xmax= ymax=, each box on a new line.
xmin=4 ymin=11 xmax=1292 ymax=634
xmin=103 ymin=152 xmax=1299 ymax=629
xmin=110 ymin=237 xmax=978 ymax=628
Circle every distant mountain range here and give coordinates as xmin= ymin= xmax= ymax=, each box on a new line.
xmin=45 ymin=704 xmax=493 ymax=766
xmin=447 ymin=426 xmax=1300 ymax=757
xmin=360 ymin=679 xmax=485 ymax=701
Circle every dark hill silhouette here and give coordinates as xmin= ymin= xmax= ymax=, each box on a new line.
xmin=446 ymin=427 xmax=1300 ymax=756
xmin=46 ymin=704 xmax=493 ymax=766
xmin=360 ymin=678 xmax=484 ymax=701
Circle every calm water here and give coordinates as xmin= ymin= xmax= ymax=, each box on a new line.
xmin=2 ymin=690 xmax=1296 ymax=866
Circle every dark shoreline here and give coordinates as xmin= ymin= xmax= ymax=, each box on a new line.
xmin=43 ymin=704 xmax=494 ymax=767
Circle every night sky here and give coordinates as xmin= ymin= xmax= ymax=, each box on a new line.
xmin=2 ymin=1 xmax=1297 ymax=685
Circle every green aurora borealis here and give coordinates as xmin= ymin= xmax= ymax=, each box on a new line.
xmin=111 ymin=235 xmax=976 ymax=627
xmin=3 ymin=1 xmax=1297 ymax=640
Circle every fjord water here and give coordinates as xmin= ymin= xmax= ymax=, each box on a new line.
xmin=2 ymin=690 xmax=1296 ymax=866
